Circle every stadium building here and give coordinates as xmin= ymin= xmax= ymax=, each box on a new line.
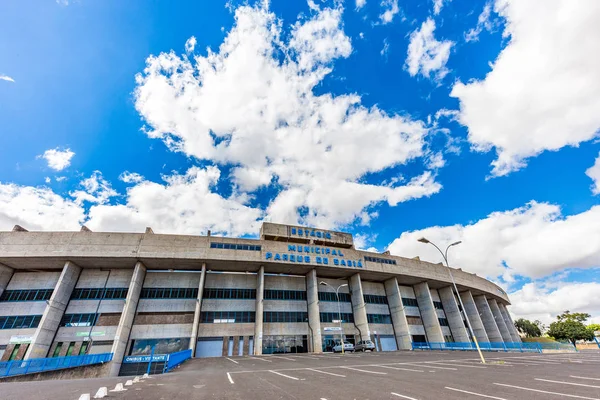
xmin=0 ymin=222 xmax=520 ymax=376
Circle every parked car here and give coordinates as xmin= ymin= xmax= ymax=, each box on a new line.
xmin=355 ymin=340 xmax=376 ymax=352
xmin=332 ymin=341 xmax=354 ymax=353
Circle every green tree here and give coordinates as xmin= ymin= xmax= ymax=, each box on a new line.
xmin=588 ymin=323 xmax=600 ymax=338
xmin=514 ymin=318 xmax=542 ymax=337
xmin=547 ymin=311 xmax=594 ymax=345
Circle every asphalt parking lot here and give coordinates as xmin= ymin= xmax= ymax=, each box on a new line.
xmin=1 ymin=350 xmax=600 ymax=400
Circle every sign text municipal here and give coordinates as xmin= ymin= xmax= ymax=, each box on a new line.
xmin=266 ymin=244 xmax=362 ymax=268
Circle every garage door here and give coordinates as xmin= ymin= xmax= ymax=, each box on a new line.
xmin=380 ymin=336 xmax=398 ymax=352
xmin=195 ymin=337 xmax=223 ymax=358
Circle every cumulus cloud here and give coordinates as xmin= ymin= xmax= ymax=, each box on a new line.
xmin=86 ymin=166 xmax=263 ymax=236
xmin=44 ymin=177 xmax=51 ymax=184
xmin=356 ymin=0 xmax=366 ymax=9
xmin=0 ymin=183 xmax=85 ymax=231
xmin=184 ymin=36 xmax=196 ymax=53
xmin=70 ymin=171 xmax=118 ymax=205
xmin=379 ymin=0 xmax=399 ymax=24
xmin=39 ymin=148 xmax=75 ymax=171
xmin=119 ymin=171 xmax=144 ymax=184
xmin=134 ymin=4 xmax=438 ymax=229
xmin=586 ymin=152 xmax=600 ymax=195
xmin=405 ymin=18 xmax=453 ymax=80
xmin=510 ymin=281 xmax=600 ymax=324
xmin=388 ymin=201 xmax=600 ymax=280
xmin=464 ymin=2 xmax=493 ymax=42
xmin=433 ymin=0 xmax=450 ymax=15
xmin=0 ymin=74 xmax=15 ymax=83
xmin=451 ymin=0 xmax=600 ymax=177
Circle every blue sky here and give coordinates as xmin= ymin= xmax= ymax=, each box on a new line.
xmin=1 ymin=0 xmax=599 ymax=324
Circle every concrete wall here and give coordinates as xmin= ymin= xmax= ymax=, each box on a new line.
xmin=384 ymin=277 xmax=411 ymax=349
xmin=438 ymin=286 xmax=469 ymax=343
xmin=413 ymin=282 xmax=444 ymax=343
xmin=488 ymin=298 xmax=512 ymax=342
xmin=349 ymin=274 xmax=370 ymax=341
xmin=75 ymin=269 xmax=133 ymax=288
xmin=0 ymin=264 xmax=14 ymax=299
xmin=473 ymin=294 xmax=503 ymax=343
xmin=460 ymin=291 xmax=489 ymax=343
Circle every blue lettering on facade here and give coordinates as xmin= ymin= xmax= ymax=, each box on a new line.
xmin=266 ymin=245 xmax=360 ymax=268
xmin=291 ymin=227 xmax=332 ymax=239
xmin=275 ymin=253 xmax=281 ymax=261
xmin=334 ymin=259 xmax=339 ymax=265
xmin=290 ymin=254 xmax=295 ymax=262
xmin=323 ymin=257 xmax=329 ymax=265
xmin=288 ymin=245 xmax=296 ymax=251
xmin=266 ymin=252 xmax=272 ymax=259
xmin=316 ymin=256 xmax=322 ymax=264
xmin=315 ymin=248 xmax=320 ymax=254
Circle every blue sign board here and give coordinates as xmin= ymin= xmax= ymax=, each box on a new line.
xmin=123 ymin=354 xmax=168 ymax=363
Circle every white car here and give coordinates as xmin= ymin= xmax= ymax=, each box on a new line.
xmin=332 ymin=341 xmax=355 ymax=353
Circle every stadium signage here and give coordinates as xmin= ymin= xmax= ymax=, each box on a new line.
xmin=290 ymin=227 xmax=332 ymax=239
xmin=265 ymin=244 xmax=363 ymax=268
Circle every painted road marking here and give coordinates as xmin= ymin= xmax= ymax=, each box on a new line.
xmin=252 ymin=357 xmax=272 ymax=362
xmin=445 ymin=387 xmax=507 ymax=399
xmin=226 ymin=357 xmax=239 ymax=364
xmin=272 ymin=356 xmax=296 ymax=361
xmin=571 ymin=376 xmax=600 ymax=381
xmin=375 ymin=365 xmax=425 ymax=373
xmin=404 ymin=363 xmax=457 ymax=371
xmin=535 ymin=378 xmax=600 ymax=389
xmin=391 ymin=392 xmax=419 ymax=400
xmin=427 ymin=362 xmax=486 ymax=369
xmin=493 ymin=383 xmax=600 ymax=399
xmin=306 ymin=368 xmax=346 ymax=377
xmin=269 ymin=370 xmax=303 ymax=380
xmin=227 ymin=373 xmax=234 ymax=384
xmin=341 ymin=366 xmax=387 ymax=375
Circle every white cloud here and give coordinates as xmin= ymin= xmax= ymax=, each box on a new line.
xmin=451 ymin=0 xmax=600 ymax=177
xmin=44 ymin=177 xmax=51 ymax=184
xmin=405 ymin=18 xmax=453 ymax=80
xmin=0 ymin=183 xmax=85 ymax=231
xmin=86 ymin=166 xmax=263 ymax=236
xmin=0 ymin=74 xmax=15 ymax=83
xmin=585 ymin=152 xmax=600 ymax=195
xmin=510 ymin=281 xmax=600 ymax=325
xmin=70 ymin=171 xmax=118 ymax=206
xmin=134 ymin=4 xmax=439 ymax=230
xmin=465 ymin=2 xmax=493 ymax=42
xmin=380 ymin=38 xmax=389 ymax=58
xmin=184 ymin=36 xmax=196 ymax=53
xmin=39 ymin=148 xmax=75 ymax=171
xmin=379 ymin=0 xmax=399 ymax=24
xmin=119 ymin=171 xmax=144 ymax=184
xmin=356 ymin=0 xmax=366 ymax=9
xmin=388 ymin=201 xmax=600 ymax=280
xmin=55 ymin=176 xmax=67 ymax=182
xmin=433 ymin=0 xmax=450 ymax=15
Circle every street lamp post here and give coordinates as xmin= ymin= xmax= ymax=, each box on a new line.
xmin=319 ymin=282 xmax=348 ymax=354
xmin=417 ymin=237 xmax=486 ymax=364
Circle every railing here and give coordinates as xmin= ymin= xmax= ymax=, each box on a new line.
xmin=412 ymin=342 xmax=548 ymax=353
xmin=164 ymin=349 xmax=192 ymax=372
xmin=0 ymin=352 xmax=113 ymax=378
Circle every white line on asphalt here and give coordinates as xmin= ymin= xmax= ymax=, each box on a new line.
xmin=445 ymin=387 xmax=507 ymax=399
xmin=272 ymin=356 xmax=296 ymax=361
xmin=226 ymin=357 xmax=239 ymax=364
xmin=493 ymin=383 xmax=600 ymax=399
xmin=227 ymin=373 xmax=234 ymax=384
xmin=391 ymin=392 xmax=419 ymax=400
xmin=307 ymin=368 xmax=346 ymax=377
xmin=252 ymin=357 xmax=272 ymax=362
xmin=427 ymin=362 xmax=486 ymax=369
xmin=535 ymin=378 xmax=600 ymax=389
xmin=269 ymin=370 xmax=302 ymax=380
xmin=571 ymin=376 xmax=600 ymax=381
xmin=375 ymin=365 xmax=425 ymax=373
xmin=404 ymin=363 xmax=457 ymax=371
xmin=341 ymin=366 xmax=387 ymax=375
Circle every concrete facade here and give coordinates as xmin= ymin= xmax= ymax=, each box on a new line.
xmin=438 ymin=286 xmax=469 ymax=343
xmin=0 ymin=222 xmax=519 ymax=375
xmin=488 ymin=298 xmax=512 ymax=343
xmin=498 ymin=303 xmax=521 ymax=342
xmin=384 ymin=277 xmax=411 ymax=349
xmin=414 ymin=282 xmax=444 ymax=343
xmin=473 ymin=294 xmax=503 ymax=343
xmin=460 ymin=291 xmax=490 ymax=343
xmin=25 ymin=261 xmax=81 ymax=359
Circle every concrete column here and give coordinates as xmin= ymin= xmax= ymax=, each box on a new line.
xmin=0 ymin=263 xmax=14 ymax=299
xmin=108 ymin=261 xmax=146 ymax=376
xmin=25 ymin=261 xmax=81 ymax=359
xmin=460 ymin=291 xmax=489 ymax=343
xmin=438 ymin=286 xmax=470 ymax=343
xmin=488 ymin=298 xmax=513 ymax=343
xmin=349 ymin=273 xmax=370 ymax=341
xmin=305 ymin=269 xmax=322 ymax=353
xmin=384 ymin=277 xmax=411 ymax=349
xmin=473 ymin=294 xmax=503 ymax=343
xmin=190 ymin=263 xmax=206 ymax=356
xmin=253 ymin=266 xmax=265 ymax=355
xmin=413 ymin=282 xmax=444 ymax=343
xmin=499 ymin=303 xmax=521 ymax=342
